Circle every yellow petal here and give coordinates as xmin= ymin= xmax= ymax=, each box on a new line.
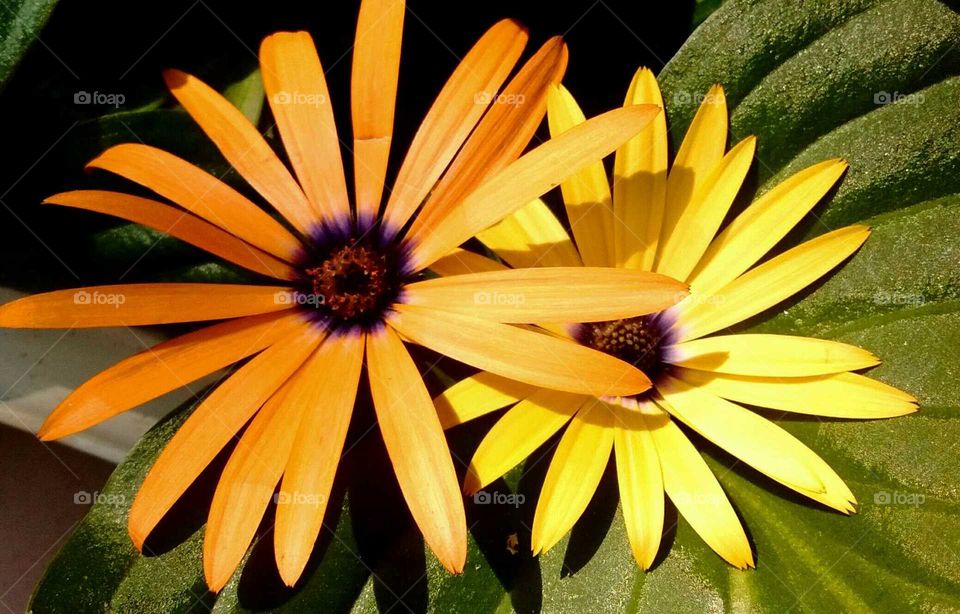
xmin=383 ymin=20 xmax=527 ymax=234
xmin=351 ymin=0 xmax=404 ymax=224
xmin=410 ymin=37 xmax=567 ymax=240
xmin=37 ymin=311 xmax=305 ymax=440
xmin=655 ymin=136 xmax=756 ymax=281
xmin=260 ymin=31 xmax=350 ymax=228
xmin=127 ymin=323 xmax=323 ymax=549
xmin=658 ymin=377 xmax=856 ymax=512
xmin=408 ymin=105 xmax=662 ymax=270
xmin=404 ymin=267 xmax=686 ymax=323
xmin=666 ymin=333 xmax=880 ymax=376
xmin=0 ymin=284 xmax=294 ymax=328
xmin=87 ymin=144 xmax=301 ymax=260
xmin=389 ymin=304 xmax=651 ymax=397
xmin=676 ymin=368 xmax=917 ymax=419
xmin=661 ymin=85 xmax=727 ymax=248
xmin=547 ymin=84 xmax=614 ymax=266
xmin=275 ymin=333 xmax=364 ymax=587
xmin=532 ymin=400 xmax=615 ymax=555
xmin=463 ymin=388 xmax=585 ymax=493
xmin=367 ymin=326 xmax=467 ymax=573
xmin=204 ymin=349 xmax=319 ymax=592
xmin=45 ymin=190 xmax=295 ymax=280
xmin=428 ymin=248 xmax=508 ymax=277
xmin=689 ymin=159 xmax=848 ymax=297
xmin=163 ymin=69 xmax=319 ymax=234
xmin=612 ymin=404 xmax=663 ymax=569
xmin=641 ymin=403 xmax=754 ymax=569
xmin=435 ymin=372 xmax=537 ymax=430
xmin=475 ymin=199 xmax=582 ymax=268
xmin=613 ymin=67 xmax=668 ymax=270
xmin=659 ymin=377 xmax=821 ymax=491
xmin=675 ymin=225 xmax=871 ymax=342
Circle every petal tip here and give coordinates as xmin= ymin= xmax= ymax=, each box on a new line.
xmin=277 ymin=559 xmax=306 ymax=589
xmin=36 ymin=422 xmax=58 ymax=441
xmin=462 ymin=471 xmax=482 ymax=496
xmin=162 ymin=68 xmax=190 ymax=91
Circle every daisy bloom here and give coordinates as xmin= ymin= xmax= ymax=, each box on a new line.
xmin=436 ymin=69 xmax=918 ymax=570
xmin=0 ymin=4 xmax=684 ymax=591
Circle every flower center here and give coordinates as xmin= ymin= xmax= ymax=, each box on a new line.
xmin=306 ymin=244 xmax=388 ymax=320
xmin=295 ymin=233 xmax=406 ymax=330
xmin=575 ymin=315 xmax=670 ymax=385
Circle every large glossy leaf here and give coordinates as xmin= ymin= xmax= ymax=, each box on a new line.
xmin=31 ymin=0 xmax=960 ymax=611
xmin=0 ymin=0 xmax=58 ymax=90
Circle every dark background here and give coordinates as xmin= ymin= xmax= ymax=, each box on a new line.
xmin=0 ymin=0 xmax=695 ymax=290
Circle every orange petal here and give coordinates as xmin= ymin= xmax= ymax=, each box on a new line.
xmin=260 ymin=31 xmax=351 ymax=228
xmin=383 ymin=19 xmax=527 ymax=234
xmin=44 ymin=190 xmax=295 ymax=280
xmin=408 ymin=104 xmax=661 ymax=270
xmin=367 ymin=326 xmax=466 ymax=573
xmin=0 ymin=284 xmax=295 ymax=328
xmin=38 ymin=311 xmax=305 ymax=440
xmin=389 ymin=304 xmax=651 ymax=397
xmin=408 ymin=36 xmax=567 ymax=237
xmin=351 ymin=0 xmax=405 ymax=224
xmin=275 ymin=333 xmax=364 ymax=587
xmin=127 ymin=322 xmax=323 ymax=550
xmin=203 ymin=353 xmax=319 ymax=592
xmin=87 ymin=143 xmax=301 ymax=259
xmin=164 ymin=69 xmax=320 ymax=234
xmin=403 ymin=267 xmax=687 ymax=323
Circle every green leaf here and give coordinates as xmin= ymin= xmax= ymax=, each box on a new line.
xmin=71 ymin=67 xmax=273 ymax=285
xmin=29 ymin=397 xmax=213 ymax=613
xmin=0 ymin=0 xmax=58 ymax=90
xmin=223 ymin=68 xmax=265 ymax=125
xmin=30 ymin=0 xmax=960 ymax=611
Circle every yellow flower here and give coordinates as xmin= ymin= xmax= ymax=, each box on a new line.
xmin=0 ymin=5 xmax=681 ymax=591
xmin=436 ymin=69 xmax=918 ymax=570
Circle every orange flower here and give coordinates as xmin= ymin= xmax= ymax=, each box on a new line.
xmin=0 ymin=0 xmax=680 ymax=592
